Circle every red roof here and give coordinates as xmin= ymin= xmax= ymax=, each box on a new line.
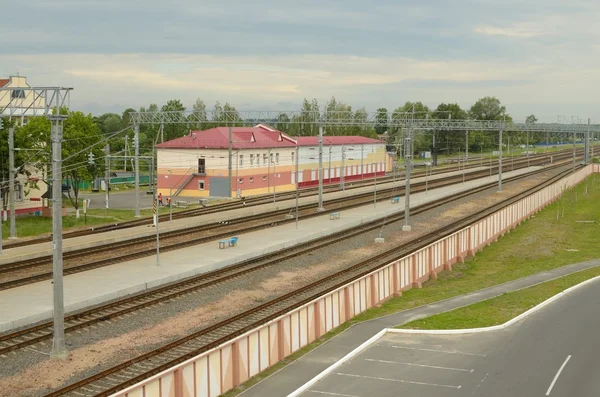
xmin=296 ymin=136 xmax=383 ymax=146
xmin=156 ymin=125 xmax=297 ymax=150
xmin=0 ymin=79 xmax=9 ymax=88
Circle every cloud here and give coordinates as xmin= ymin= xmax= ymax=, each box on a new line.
xmin=2 ymin=0 xmax=600 ymax=122
xmin=473 ymin=24 xmax=549 ymax=38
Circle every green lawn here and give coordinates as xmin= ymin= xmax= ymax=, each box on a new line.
xmin=1 ymin=201 xmax=199 ymax=239
xmin=399 ymin=266 xmax=600 ymax=330
xmin=222 ymin=173 xmax=600 ymax=396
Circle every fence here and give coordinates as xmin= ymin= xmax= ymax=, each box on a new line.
xmin=112 ymin=165 xmax=595 ymax=397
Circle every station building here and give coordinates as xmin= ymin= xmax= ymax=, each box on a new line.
xmin=156 ymin=124 xmax=388 ymax=198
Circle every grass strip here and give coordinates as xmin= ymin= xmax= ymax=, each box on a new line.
xmin=399 ymin=266 xmax=600 ymax=330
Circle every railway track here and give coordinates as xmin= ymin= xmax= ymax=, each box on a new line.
xmin=0 ymin=153 xmax=580 ymax=291
xmin=40 ymin=164 xmax=582 ymax=397
xmin=2 ymin=148 xmax=581 ymax=250
xmin=2 ymin=162 xmax=569 ymax=357
xmin=0 ymin=167 xmax=540 ymax=358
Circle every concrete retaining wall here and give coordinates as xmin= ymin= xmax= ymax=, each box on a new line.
xmin=111 ymin=165 xmax=595 ymax=397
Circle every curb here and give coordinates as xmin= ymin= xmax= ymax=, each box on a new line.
xmin=286 ymin=329 xmax=388 ymax=397
xmin=387 ymin=274 xmax=600 ymax=335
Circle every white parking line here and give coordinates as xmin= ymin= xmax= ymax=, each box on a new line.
xmin=390 ymin=345 xmax=487 ymax=357
xmin=336 ymin=372 xmax=462 ymax=389
xmin=546 ymin=355 xmax=571 ymax=395
xmin=307 ymin=391 xmax=361 ymax=397
xmin=365 ymin=358 xmax=475 ymax=373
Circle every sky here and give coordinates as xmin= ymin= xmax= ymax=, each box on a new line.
xmin=2 ymin=0 xmax=599 ymax=122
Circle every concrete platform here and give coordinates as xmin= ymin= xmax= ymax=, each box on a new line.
xmin=0 ymin=167 xmax=540 ymax=333
xmin=0 ymin=166 xmax=490 ymax=265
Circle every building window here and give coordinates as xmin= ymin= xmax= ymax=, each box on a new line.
xmin=15 ymin=182 xmax=23 ymax=201
xmin=239 ymin=154 xmax=243 ymax=167
xmin=276 ymin=153 xmax=279 ymax=163
xmin=262 ymin=176 xmax=267 ymax=181
xmin=250 ymin=154 xmax=254 ymax=165
xmin=291 ymin=152 xmax=294 ymax=164
xmin=198 ymin=180 xmax=205 ymax=190
xmin=263 ymin=153 xmax=268 ymax=164
xmin=270 ymin=153 xmax=274 ymax=164
xmin=11 ymin=90 xmax=25 ymax=99
xmin=249 ymin=177 xmax=254 ymax=183
xmin=238 ymin=178 xmax=244 ymax=184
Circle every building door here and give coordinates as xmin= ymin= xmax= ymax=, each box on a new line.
xmin=209 ymin=177 xmax=230 ymax=197
xmin=198 ymin=159 xmax=206 ymax=174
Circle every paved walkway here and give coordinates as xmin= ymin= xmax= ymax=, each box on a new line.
xmin=239 ymin=259 xmax=600 ymax=397
xmin=0 ymin=167 xmax=537 ymax=332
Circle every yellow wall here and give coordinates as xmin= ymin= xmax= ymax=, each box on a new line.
xmin=0 ymin=76 xmax=46 ymax=119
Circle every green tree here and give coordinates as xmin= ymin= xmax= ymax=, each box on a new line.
xmin=122 ymin=108 xmax=136 ymax=126
xmin=526 ymin=114 xmax=538 ymax=124
xmin=289 ymin=98 xmax=319 ymax=136
xmin=469 ymin=96 xmax=509 ymax=120
xmin=61 ymin=111 xmax=105 ymax=218
xmin=276 ymin=113 xmax=291 ymax=134
xmin=161 ymin=99 xmax=187 ymax=141
xmin=374 ymin=108 xmax=388 ymax=135
xmin=189 ymin=98 xmax=207 ymax=130
xmin=223 ymin=102 xmax=243 ymax=126
xmin=0 ymin=119 xmax=46 ymax=212
xmin=323 ymin=96 xmax=353 ymax=136
xmin=432 ymin=103 xmax=468 ymax=120
xmin=431 ymin=103 xmax=469 ymax=155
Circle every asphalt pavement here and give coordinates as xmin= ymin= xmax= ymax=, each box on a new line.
xmin=78 ymin=188 xmax=156 ymax=210
xmin=300 ymin=274 xmax=600 ymax=397
xmin=239 ymin=260 xmax=600 ymax=397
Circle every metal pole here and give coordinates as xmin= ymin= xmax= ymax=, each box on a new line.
xmin=273 ymin=158 xmax=276 ymax=204
xmin=585 ymin=119 xmax=590 ymax=164
xmin=228 ymin=126 xmax=233 ymax=197
xmin=8 ymin=127 xmax=16 ymax=238
xmin=465 ymin=130 xmax=469 ymax=166
xmin=317 ymin=125 xmax=324 ymax=211
xmin=328 ymin=145 xmax=332 ymax=184
xmin=150 ymin=155 xmax=154 ymax=194
xmin=403 ymin=124 xmax=412 ymax=232
xmin=426 ymin=163 xmax=428 ymax=194
xmin=267 ymin=148 xmax=271 ymax=193
xmin=341 ymin=144 xmax=345 ymax=191
xmin=124 ymin=135 xmax=128 ymax=172
xmin=374 ymin=147 xmax=377 ymax=208
xmin=573 ymin=131 xmax=576 ymax=172
xmin=134 ymin=124 xmax=140 ymax=218
xmin=0 ymin=188 xmax=3 ymax=254
xmin=295 ymin=146 xmax=299 ymax=229
xmin=527 ymin=131 xmax=530 ymax=167
xmin=361 ymin=144 xmax=364 ymax=179
xmin=168 ymin=170 xmax=172 ymax=222
xmin=105 ymin=144 xmax=110 ymax=211
xmin=432 ymin=131 xmax=437 ymax=167
xmin=498 ymin=129 xmax=503 ymax=191
xmin=589 ymin=119 xmax=593 ymax=162
xmin=155 ymin=195 xmax=160 ymax=266
xmin=50 ymin=114 xmax=67 ymax=359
